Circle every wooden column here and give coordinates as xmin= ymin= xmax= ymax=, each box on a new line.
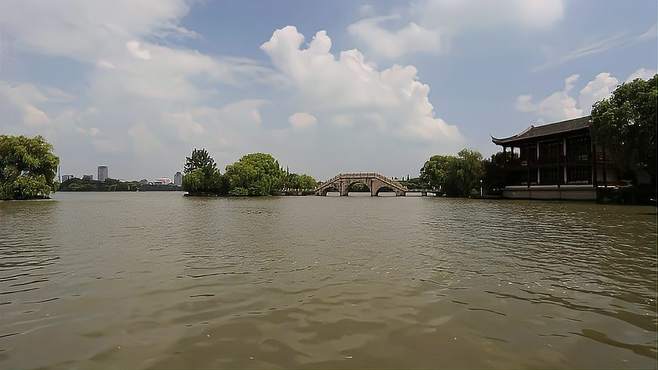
xmin=527 ymin=143 xmax=531 ymax=190
xmin=592 ymin=143 xmax=598 ymax=187
xmin=557 ymin=141 xmax=562 ymax=189
xmin=562 ymin=137 xmax=567 ymax=185
xmin=602 ymin=145 xmax=607 ymax=187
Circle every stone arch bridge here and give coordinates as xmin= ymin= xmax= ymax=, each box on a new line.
xmin=315 ymin=173 xmax=408 ymax=196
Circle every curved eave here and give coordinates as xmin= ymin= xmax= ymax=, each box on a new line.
xmin=491 ymin=135 xmax=518 ymax=145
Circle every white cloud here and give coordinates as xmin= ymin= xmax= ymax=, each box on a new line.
xmin=23 ymin=105 xmax=50 ymax=127
xmin=578 ymin=73 xmax=619 ymax=112
xmin=261 ymin=26 xmax=462 ymax=143
xmin=358 ymin=4 xmax=376 ymax=17
xmin=126 ymin=40 xmax=152 ymax=60
xmin=0 ymin=81 xmax=59 ymax=127
xmin=76 ymin=127 xmax=100 ymax=137
xmin=348 ymin=16 xmax=440 ymax=59
xmin=515 ymin=0 xmax=565 ymax=29
xmin=514 ymin=70 xmax=650 ymax=122
xmin=0 ymin=0 xmax=193 ymax=62
xmin=638 ymin=23 xmax=657 ymax=41
xmin=348 ymin=0 xmax=564 ymax=57
xmin=515 ymin=95 xmax=536 ymax=112
xmin=0 ymin=0 xmax=284 ymax=179
xmin=534 ymin=24 xmax=658 ymax=71
xmin=535 ymin=92 xmax=581 ymax=122
xmin=515 ymin=74 xmax=584 ymax=122
xmin=288 ymin=112 xmax=317 ymax=129
xmin=96 ymin=60 xmax=117 ymax=69
xmin=0 ymin=2 xmax=465 ymax=179
xmin=162 ymin=111 xmax=206 ymax=142
xmin=626 ymin=67 xmax=657 ymax=82
xmin=0 ymin=0 xmax=279 ymax=96
xmin=564 ymin=74 xmax=579 ymax=92
xmin=417 ymin=0 xmax=564 ymax=31
xmin=128 ymin=124 xmax=164 ymax=158
xmin=331 ymin=114 xmax=355 ymax=127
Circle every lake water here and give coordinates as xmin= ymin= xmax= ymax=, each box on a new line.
xmin=1 ymin=192 xmax=656 ymax=369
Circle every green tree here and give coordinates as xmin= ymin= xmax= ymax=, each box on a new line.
xmin=455 ymin=149 xmax=484 ymax=196
xmin=482 ymin=152 xmax=507 ymax=195
xmin=591 ymin=74 xmax=657 ymax=188
xmin=283 ymin=172 xmax=300 ymax=191
xmin=283 ymin=172 xmax=317 ymax=191
xmin=224 ymin=153 xmax=284 ymax=196
xmin=182 ymin=148 xmax=227 ymax=195
xmin=297 ymin=174 xmax=318 ymax=190
xmin=0 ymin=135 xmax=59 ymax=200
xmin=184 ymin=149 xmax=215 ymax=174
xmin=420 ymin=149 xmax=484 ymax=197
xmin=400 ymin=177 xmax=430 ymax=190
xmin=420 ymin=155 xmax=454 ymax=191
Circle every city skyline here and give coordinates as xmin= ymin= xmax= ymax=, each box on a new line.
xmin=59 ymin=164 xmax=182 ymax=183
xmin=1 ymin=1 xmax=656 ymax=180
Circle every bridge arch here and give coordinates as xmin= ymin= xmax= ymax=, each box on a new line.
xmin=315 ymin=173 xmax=408 ymax=197
xmin=345 ymin=180 xmax=371 ymax=194
xmin=319 ymin=184 xmax=339 ymax=196
xmin=374 ymin=185 xmax=395 ymax=196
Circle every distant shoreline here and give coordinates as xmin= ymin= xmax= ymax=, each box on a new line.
xmin=58 ymin=188 xmax=182 ymax=192
xmin=58 ymin=177 xmax=182 ymax=192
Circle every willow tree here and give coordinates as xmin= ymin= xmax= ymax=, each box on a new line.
xmin=0 ymin=135 xmax=59 ymax=200
xmin=420 ymin=149 xmax=484 ymax=197
xmin=224 ymin=153 xmax=284 ymax=196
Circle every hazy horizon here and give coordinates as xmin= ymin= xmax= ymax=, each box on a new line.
xmin=1 ymin=0 xmax=656 ymax=180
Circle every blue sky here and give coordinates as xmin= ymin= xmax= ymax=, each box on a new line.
xmin=0 ymin=0 xmax=656 ymax=180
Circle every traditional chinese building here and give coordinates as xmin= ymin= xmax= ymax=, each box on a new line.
xmin=491 ymin=116 xmax=617 ymax=200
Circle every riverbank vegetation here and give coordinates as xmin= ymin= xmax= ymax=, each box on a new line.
xmin=409 ymin=149 xmax=509 ymax=197
xmin=0 ymin=135 xmax=59 ymax=200
xmin=591 ymin=74 xmax=656 ymax=199
xmin=419 ymin=149 xmax=485 ymax=197
xmin=182 ymin=149 xmax=317 ymax=196
xmin=58 ymin=178 xmax=181 ymax=192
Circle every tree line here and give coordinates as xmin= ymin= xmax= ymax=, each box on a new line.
xmin=398 ymin=149 xmax=505 ymax=197
xmin=182 ymin=149 xmax=317 ymax=196
xmin=58 ymin=178 xmax=181 ymax=192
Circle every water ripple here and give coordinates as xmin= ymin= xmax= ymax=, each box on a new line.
xmin=0 ymin=193 xmax=655 ymax=369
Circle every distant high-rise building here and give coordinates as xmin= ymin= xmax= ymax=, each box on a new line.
xmin=153 ymin=177 xmax=172 ymax=185
xmin=61 ymin=175 xmax=75 ymax=182
xmin=174 ymin=172 xmax=183 ymax=186
xmin=98 ymin=166 xmax=108 ymax=182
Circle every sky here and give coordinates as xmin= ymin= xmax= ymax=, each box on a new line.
xmin=0 ymin=0 xmax=656 ymax=181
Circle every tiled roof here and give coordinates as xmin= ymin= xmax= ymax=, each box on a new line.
xmin=492 ymin=116 xmax=591 ymax=145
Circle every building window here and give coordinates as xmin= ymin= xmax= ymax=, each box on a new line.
xmin=567 ymin=166 xmax=591 ymax=184
xmin=541 ymin=167 xmax=560 ymax=185
xmin=566 ymin=136 xmax=590 ymax=162
xmin=520 ymin=144 xmax=536 ymax=163
xmin=520 ymin=168 xmax=538 ymax=185
xmin=539 ymin=141 xmax=560 ymax=162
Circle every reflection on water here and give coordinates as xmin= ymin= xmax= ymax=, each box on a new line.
xmin=0 ymin=192 xmax=656 ymax=369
